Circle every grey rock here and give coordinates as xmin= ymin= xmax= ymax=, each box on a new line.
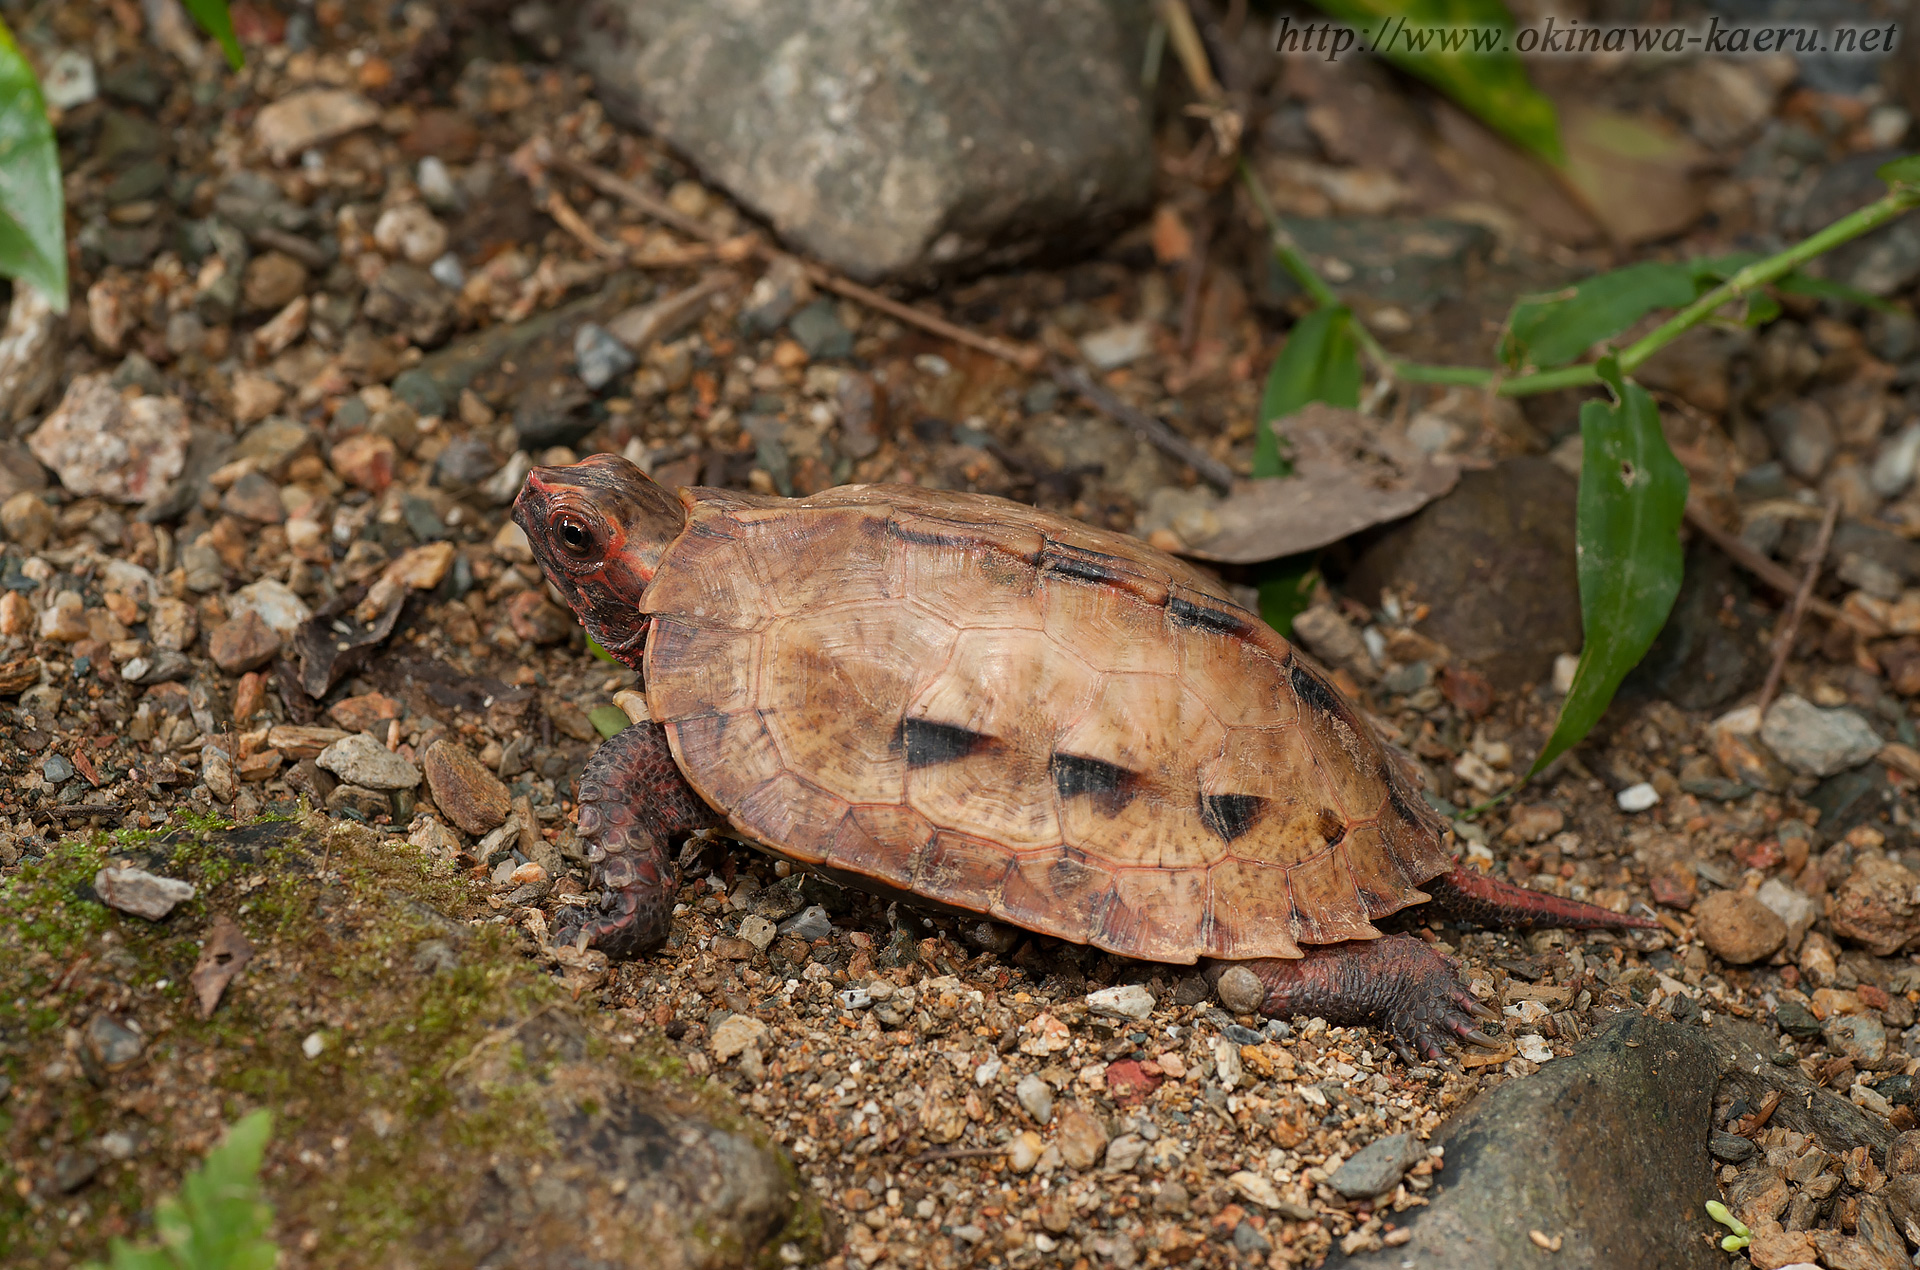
xmin=1808 ymin=764 xmax=1895 ymax=843
xmin=1872 ymin=423 xmax=1920 ymax=498
xmin=1763 ymin=400 xmax=1835 ymax=480
xmin=573 ymin=322 xmax=636 ymax=391
xmin=1840 ymin=551 xmax=1905 ymax=600
xmin=434 ymin=436 xmax=499 ymax=487
xmin=52 ymin=1150 xmax=99 ymax=1194
xmin=1760 ymin=694 xmax=1883 ymax=777
xmin=1709 ymin=1131 xmax=1755 ymax=1164
xmin=390 ymin=368 xmax=448 ymax=419
xmin=363 ymin=262 xmax=454 ymax=346
xmin=1345 ymin=458 xmax=1580 ymax=691
xmin=1256 ymin=216 xmax=1495 ymax=313
xmin=1328 ymin=1015 xmax=1721 ymax=1269
xmin=1328 ymin=1133 xmax=1425 ymax=1200
xmin=41 ymin=753 xmax=74 ymax=784
xmin=123 ymin=651 xmax=191 ymax=685
xmin=788 ymin=299 xmax=852 ymax=360
xmin=1827 ymin=1013 xmax=1889 ymax=1065
xmin=1756 ymin=876 xmax=1819 ymax=948
xmin=94 ymin=866 xmax=196 ymax=920
xmin=85 ymin=1013 xmax=144 ymax=1070
xmin=326 ymin=784 xmax=393 ymax=820
xmin=573 ymin=0 xmax=1152 ymax=282
xmin=777 ymin=903 xmax=832 ymax=942
xmin=1085 ymin=983 xmax=1155 ymax=1022
xmin=1016 ymin=1073 xmax=1054 ymax=1124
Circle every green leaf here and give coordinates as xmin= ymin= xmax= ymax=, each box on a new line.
xmin=0 ymin=18 xmax=68 ymax=310
xmin=1253 ymin=554 xmax=1320 ymax=640
xmin=589 ymin=705 xmax=631 ymax=739
xmin=88 ymin=1111 xmax=277 ymax=1270
xmin=1775 ymin=271 xmax=1902 ymax=315
xmin=1529 ymin=361 xmax=1687 ymax=777
xmin=1501 ymin=261 xmax=1711 ymax=370
xmin=1879 ymin=154 xmax=1920 ymax=188
xmin=1257 ymin=305 xmax=1361 ymax=478
xmin=585 ymin=634 xmax=616 ymax=663
xmin=1305 ymin=0 xmax=1561 ymax=166
xmin=182 ymin=0 xmax=244 ymax=70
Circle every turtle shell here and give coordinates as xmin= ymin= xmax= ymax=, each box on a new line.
xmin=640 ymin=484 xmax=1451 ymax=963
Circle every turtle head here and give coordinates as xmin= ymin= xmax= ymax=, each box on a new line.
xmin=512 ymin=453 xmax=685 ymax=665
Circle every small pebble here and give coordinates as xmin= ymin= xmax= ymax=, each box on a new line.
xmin=94 ymin=867 xmax=195 ymax=920
xmin=1616 ymin=782 xmax=1660 ymax=813
xmin=1216 ymin=964 xmax=1266 ymax=1013
xmin=1016 ymin=1073 xmax=1054 ymax=1124
xmin=1328 ymin=1133 xmax=1426 ymax=1200
xmin=1085 ymin=983 xmax=1155 ymax=1021
xmin=777 ymin=904 xmax=832 ymax=941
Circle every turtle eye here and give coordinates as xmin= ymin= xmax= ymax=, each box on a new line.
xmin=555 ymin=516 xmax=596 ymax=560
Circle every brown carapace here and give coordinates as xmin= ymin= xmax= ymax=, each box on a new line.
xmin=514 ymin=455 xmax=1652 ymax=1062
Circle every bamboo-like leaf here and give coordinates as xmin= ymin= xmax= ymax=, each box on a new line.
xmin=1501 ymin=261 xmax=1710 ymax=370
xmin=1879 ymin=154 xmax=1920 ymax=187
xmin=0 ymin=18 xmax=68 ymax=309
xmin=1306 ymin=0 xmax=1561 ymax=166
xmin=183 ymin=0 xmax=245 ymax=69
xmin=1529 ymin=360 xmax=1688 ymax=776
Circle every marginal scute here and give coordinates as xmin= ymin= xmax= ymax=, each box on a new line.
xmin=643 ymin=483 xmax=1450 ymax=962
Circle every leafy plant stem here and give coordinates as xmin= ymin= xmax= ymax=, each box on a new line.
xmin=1616 ymin=183 xmax=1920 ymax=373
xmin=1238 ymin=164 xmax=1920 ymax=397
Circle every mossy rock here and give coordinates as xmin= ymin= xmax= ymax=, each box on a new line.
xmin=0 ymin=812 xmax=824 ymax=1269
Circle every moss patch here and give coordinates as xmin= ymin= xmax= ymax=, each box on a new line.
xmin=2 ymin=812 xmax=818 ymax=1269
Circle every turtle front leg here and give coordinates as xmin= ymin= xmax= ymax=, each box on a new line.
xmin=1212 ymin=935 xmax=1501 ymax=1066
xmin=563 ymin=719 xmax=722 ymax=958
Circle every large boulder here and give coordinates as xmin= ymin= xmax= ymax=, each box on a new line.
xmin=572 ymin=0 xmax=1154 ymax=282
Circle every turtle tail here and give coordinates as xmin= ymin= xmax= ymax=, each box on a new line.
xmin=1419 ymin=864 xmax=1659 ymax=932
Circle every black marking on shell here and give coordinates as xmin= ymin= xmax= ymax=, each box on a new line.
xmin=1289 ymin=658 xmax=1349 ymax=722
xmin=1039 ymin=549 xmax=1123 ymax=586
xmin=1051 ymin=752 xmax=1138 ymax=815
xmin=889 ymin=523 xmax=982 ymax=551
xmin=903 ymin=718 xmax=993 ymax=768
xmin=1167 ymin=595 xmax=1248 ymax=636
xmin=1382 ymin=763 xmax=1433 ymax=832
xmin=1200 ymin=792 xmax=1265 ymax=842
xmin=1316 ymin=807 xmax=1347 ymax=848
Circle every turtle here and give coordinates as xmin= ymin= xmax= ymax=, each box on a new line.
xmin=512 ymin=454 xmax=1654 ymax=1060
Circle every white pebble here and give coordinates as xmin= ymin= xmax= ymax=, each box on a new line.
xmin=1616 ymin=782 xmax=1660 ymax=813
xmin=301 ymin=1031 xmax=326 ymax=1059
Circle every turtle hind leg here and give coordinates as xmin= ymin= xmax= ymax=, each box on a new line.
xmin=562 ymin=719 xmax=721 ymax=959
xmin=1419 ymin=864 xmax=1660 ymax=932
xmin=1218 ymin=936 xmax=1501 ymax=1066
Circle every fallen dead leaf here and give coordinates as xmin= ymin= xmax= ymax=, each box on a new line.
xmin=1178 ymin=403 xmax=1460 ymax=564
xmin=1459 ymin=1044 xmax=1518 ymax=1070
xmin=190 ymin=915 xmax=255 ymax=1019
xmin=1557 ymin=104 xmax=1708 ymax=246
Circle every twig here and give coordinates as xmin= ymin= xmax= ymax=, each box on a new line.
xmin=1177 ymin=212 xmax=1210 ymax=357
xmin=1755 ymin=499 xmax=1840 ymax=716
xmin=907 ymin=1146 xmax=1006 ymax=1165
xmin=549 ymin=151 xmax=1044 ymax=369
xmin=803 ymin=267 xmax=1043 ymax=370
xmin=1681 ymin=501 xmax=1876 ymax=635
xmin=1051 ymin=362 xmax=1239 ymax=492
xmin=542 ymin=189 xmax=626 ymax=260
xmin=445 ymin=1006 xmax=555 ymax=1080
xmin=41 ymin=803 xmax=126 ymax=820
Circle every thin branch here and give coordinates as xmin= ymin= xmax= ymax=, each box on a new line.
xmin=803 ymin=267 xmax=1043 ymax=370
xmin=1755 ymin=499 xmax=1840 ymax=717
xmin=1051 ymin=362 xmax=1240 ymax=492
xmin=1680 ymin=500 xmax=1876 ymax=635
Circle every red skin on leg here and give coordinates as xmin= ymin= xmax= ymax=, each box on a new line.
xmin=1222 ymin=937 xmax=1500 ymax=1064
xmin=1214 ymin=867 xmax=1653 ymax=1062
xmin=562 ymin=720 xmax=721 ymax=958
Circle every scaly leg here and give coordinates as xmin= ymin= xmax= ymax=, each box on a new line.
xmin=561 ymin=720 xmax=721 ymax=958
xmin=1219 ymin=936 xmax=1500 ymax=1065
xmin=1216 ymin=867 xmax=1654 ymax=1063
